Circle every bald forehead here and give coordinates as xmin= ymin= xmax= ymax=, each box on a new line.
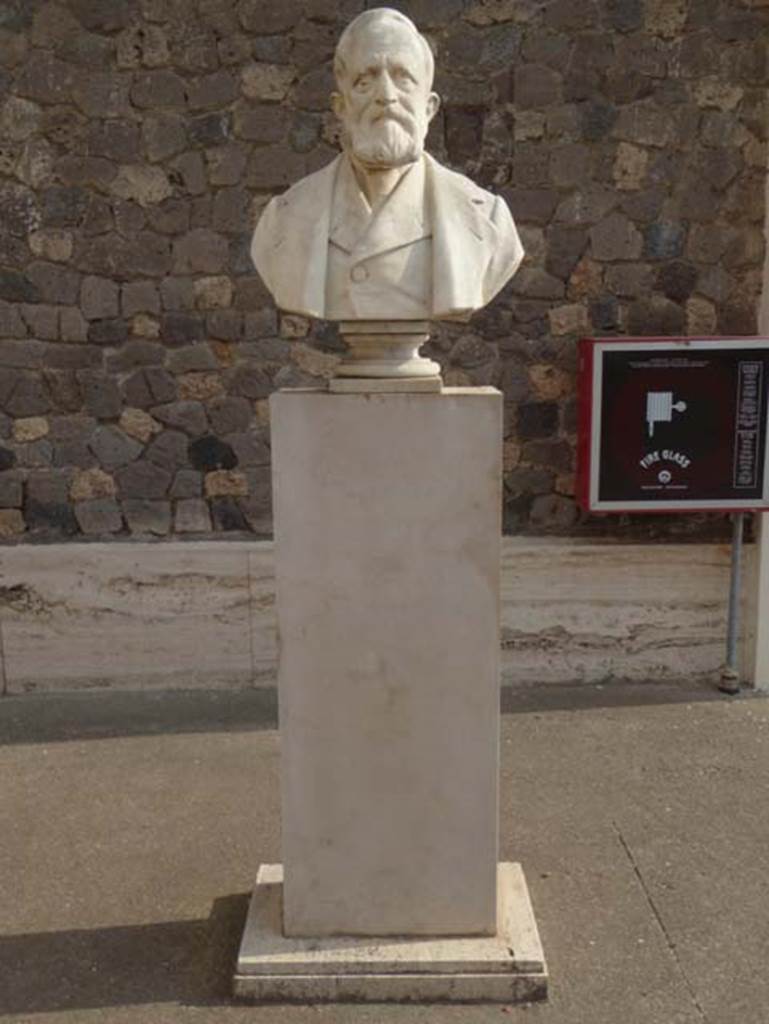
xmin=335 ymin=14 xmax=434 ymax=88
xmin=348 ymin=24 xmax=424 ymax=76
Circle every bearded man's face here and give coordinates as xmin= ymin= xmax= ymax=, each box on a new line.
xmin=333 ymin=22 xmax=438 ymax=170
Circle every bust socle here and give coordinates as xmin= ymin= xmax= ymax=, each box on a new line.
xmin=250 ymin=7 xmax=524 ymax=327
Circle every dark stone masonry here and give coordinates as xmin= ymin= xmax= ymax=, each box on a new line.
xmin=0 ymin=0 xmax=766 ymax=540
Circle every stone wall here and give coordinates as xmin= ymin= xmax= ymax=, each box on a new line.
xmin=0 ymin=0 xmax=766 ymax=541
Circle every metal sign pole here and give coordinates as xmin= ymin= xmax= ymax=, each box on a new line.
xmin=719 ymin=512 xmax=745 ymax=695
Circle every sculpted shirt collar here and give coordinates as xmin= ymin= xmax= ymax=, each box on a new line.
xmin=329 ymin=154 xmax=431 ymax=259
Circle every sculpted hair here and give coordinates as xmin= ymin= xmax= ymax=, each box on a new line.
xmin=333 ymin=8 xmax=435 ymax=89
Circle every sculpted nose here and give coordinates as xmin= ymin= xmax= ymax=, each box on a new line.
xmin=375 ymin=72 xmax=397 ymax=104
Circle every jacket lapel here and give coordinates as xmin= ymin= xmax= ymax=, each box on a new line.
xmin=428 ymin=155 xmax=490 ymax=318
xmin=272 ymin=157 xmax=340 ymax=318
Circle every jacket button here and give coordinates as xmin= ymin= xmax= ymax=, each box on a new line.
xmin=350 ymin=265 xmax=368 ymax=283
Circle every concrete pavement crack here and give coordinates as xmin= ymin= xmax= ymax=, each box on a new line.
xmin=612 ymin=820 xmax=709 ymax=1023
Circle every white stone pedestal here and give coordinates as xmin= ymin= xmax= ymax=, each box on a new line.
xmin=234 ymin=863 xmax=547 ymax=1003
xmin=235 ymin=387 xmax=547 ymax=1002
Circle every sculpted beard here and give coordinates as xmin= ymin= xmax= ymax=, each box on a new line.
xmin=345 ymin=111 xmax=427 ymax=169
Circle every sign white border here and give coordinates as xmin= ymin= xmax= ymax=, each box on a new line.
xmin=587 ymin=338 xmax=769 ymax=513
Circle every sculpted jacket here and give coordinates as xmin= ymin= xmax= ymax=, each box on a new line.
xmin=251 ymin=152 xmax=524 ymax=322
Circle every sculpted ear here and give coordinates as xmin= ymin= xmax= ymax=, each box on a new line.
xmin=426 ymin=91 xmax=440 ymax=123
xmin=331 ymin=91 xmax=345 ymax=119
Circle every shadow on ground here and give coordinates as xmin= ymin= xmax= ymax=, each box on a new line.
xmin=0 ymin=679 xmax=754 ymax=747
xmin=0 ymin=893 xmax=250 ymax=1015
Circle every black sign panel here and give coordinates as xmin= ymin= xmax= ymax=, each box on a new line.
xmin=578 ymin=339 xmax=769 ymax=512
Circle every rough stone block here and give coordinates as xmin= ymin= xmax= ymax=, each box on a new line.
xmin=152 ymin=400 xmax=208 ymax=437
xmin=87 ymin=319 xmax=129 ymax=346
xmin=167 ymin=345 xmax=217 ymax=375
xmin=0 ymin=270 xmax=39 ymax=304
xmin=72 ymin=70 xmax=132 ymax=118
xmin=59 ymin=307 xmax=89 ymax=343
xmin=81 ymin=275 xmax=120 ymax=320
xmin=13 ymin=416 xmax=49 ymax=442
xmin=548 ymin=303 xmax=589 ymax=336
xmin=121 ymin=281 xmax=160 ymax=317
xmin=70 ymin=467 xmax=116 ymax=501
xmin=174 ymin=497 xmax=212 ymax=533
xmin=0 ymin=337 xmax=37 ymax=373
xmin=131 ymin=69 xmax=187 ymax=110
xmin=208 ymin=309 xmax=243 ymax=342
xmin=188 ymin=433 xmax=237 ymax=471
xmin=205 ymin=143 xmax=248 ymax=187
xmin=170 ymin=151 xmax=207 ymax=195
xmin=626 ymin=295 xmax=686 ymax=335
xmin=514 ymin=63 xmax=562 ymax=110
xmin=21 ymin=304 xmax=58 ymax=341
xmin=234 ymin=103 xmax=289 ymax=145
xmin=122 ymin=498 xmax=171 ymax=535
xmin=0 ymin=507 xmax=25 ymax=536
xmin=172 ymin=229 xmax=229 ymax=275
xmin=43 ymin=367 xmax=82 ymax=413
xmin=78 ymin=372 xmax=120 ymax=419
xmin=210 ymin=495 xmax=248 ymax=531
xmin=246 ymin=145 xmax=307 ymax=189
xmin=105 ymin=342 xmax=164 ymax=375
xmin=241 ymin=62 xmax=295 ymax=101
xmin=205 ymin=468 xmax=248 ymax=497
xmin=16 ymin=54 xmax=75 ymax=105
xmin=0 ymin=444 xmax=17 ymax=469
xmin=89 ymin=425 xmax=143 ymax=471
xmin=517 ymin=401 xmax=559 ymax=440
xmin=224 ymin=431 xmax=270 ymax=467
xmin=119 ymin=407 xmax=161 ymax=443
xmin=74 ymin=497 xmax=123 ymax=535
xmin=5 ymin=374 xmax=51 ymax=417
xmin=28 ymin=228 xmax=73 ymax=263
xmin=194 ymin=276 xmax=233 ymax=310
xmin=121 ymin=367 xmax=177 ymax=408
xmin=42 ymin=185 xmax=89 ymax=228
xmin=115 ymin=458 xmax=172 ymax=499
xmin=187 ymin=69 xmax=238 ymax=111
xmin=116 ymin=23 xmax=170 ymax=69
xmin=0 ymin=472 xmax=22 ymax=507
xmin=590 ymin=213 xmax=643 ymax=261
xmin=528 ymin=364 xmax=572 ymax=401
xmin=643 ymin=221 xmax=686 ymax=260
xmin=27 ymin=261 xmax=80 ymax=305
xmin=111 ymin=164 xmax=173 ymax=206
xmin=145 ymin=429 xmax=187 ymax=470
xmin=188 ymin=111 xmax=231 ymax=147
xmin=160 ymin=312 xmax=206 ymax=347
xmin=208 ymin=396 xmax=252 ymax=435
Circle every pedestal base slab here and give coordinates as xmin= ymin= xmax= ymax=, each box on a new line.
xmin=233 ymin=863 xmax=547 ymax=1004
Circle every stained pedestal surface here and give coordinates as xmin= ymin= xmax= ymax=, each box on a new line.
xmin=270 ymin=388 xmax=503 ymax=938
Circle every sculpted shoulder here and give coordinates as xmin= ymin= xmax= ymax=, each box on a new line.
xmin=425 ymin=154 xmax=498 ymax=214
xmin=266 ymin=156 xmax=341 ymax=222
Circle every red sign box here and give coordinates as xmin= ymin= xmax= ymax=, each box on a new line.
xmin=577 ymin=337 xmax=769 ymax=513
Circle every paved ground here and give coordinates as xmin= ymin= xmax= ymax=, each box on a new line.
xmin=2 ymin=682 xmax=768 ymax=1024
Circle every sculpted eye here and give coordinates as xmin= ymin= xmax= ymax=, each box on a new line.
xmin=393 ymin=67 xmax=415 ymax=85
xmin=353 ymin=74 xmax=371 ymax=91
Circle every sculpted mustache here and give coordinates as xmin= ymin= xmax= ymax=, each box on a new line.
xmin=369 ymin=111 xmax=415 ymax=129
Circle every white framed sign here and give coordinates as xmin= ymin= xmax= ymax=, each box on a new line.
xmin=577 ymin=337 xmax=769 ymax=513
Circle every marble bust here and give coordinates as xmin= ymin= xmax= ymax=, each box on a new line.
xmin=250 ymin=7 xmax=524 ymax=326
